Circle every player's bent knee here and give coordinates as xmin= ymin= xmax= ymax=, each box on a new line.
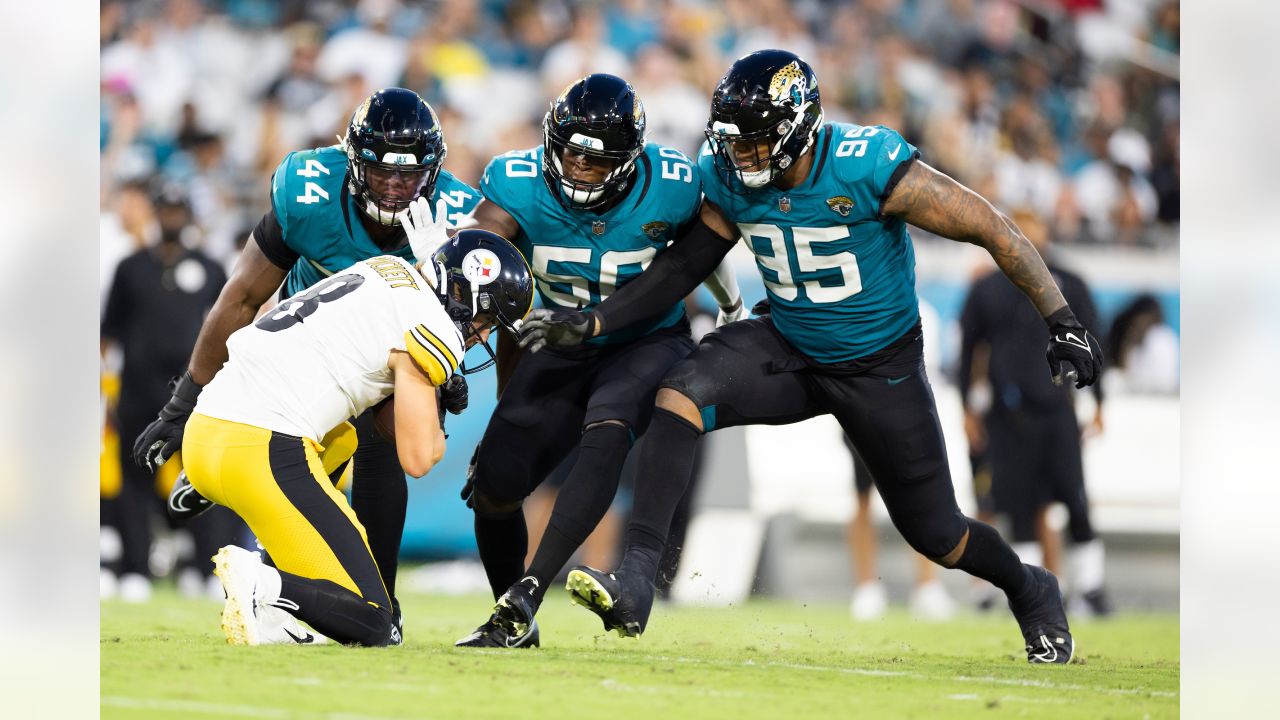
xmin=655 ymin=388 xmax=702 ymax=432
xmin=471 ymin=489 xmax=522 ymax=518
xmin=929 ymin=528 xmax=970 ymax=568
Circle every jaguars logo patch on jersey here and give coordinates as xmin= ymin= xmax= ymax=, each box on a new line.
xmin=826 ymin=196 xmax=854 ymax=217
xmin=641 ymin=221 xmax=668 ymax=239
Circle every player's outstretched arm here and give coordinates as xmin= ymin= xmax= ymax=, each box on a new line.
xmin=132 ymin=229 xmax=289 ymax=470
xmin=519 ymin=201 xmax=739 ymax=352
xmin=188 ymin=233 xmax=290 ymax=384
xmin=882 ymin=161 xmax=1104 ymax=387
xmin=389 ymin=350 xmax=446 ymax=477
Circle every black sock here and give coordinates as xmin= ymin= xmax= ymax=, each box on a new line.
xmin=526 ymin=423 xmax=632 ymax=600
xmin=952 ymin=518 xmax=1035 ymax=602
xmin=278 ymin=572 xmax=395 ymax=646
xmin=350 ymin=418 xmax=407 ymax=599
xmin=475 ymin=511 xmax=528 ymax=599
xmin=619 ymin=408 xmax=702 ymax=583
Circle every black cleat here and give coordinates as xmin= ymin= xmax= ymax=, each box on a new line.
xmin=1009 ymin=564 xmax=1074 ymax=664
xmin=565 ymin=566 xmax=653 ymax=638
xmin=389 ymin=599 xmax=404 ymax=646
xmin=167 ymin=470 xmax=213 ymax=522
xmin=455 ymin=577 xmax=541 ymax=649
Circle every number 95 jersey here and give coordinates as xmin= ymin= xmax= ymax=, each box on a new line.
xmin=194 ymin=255 xmax=464 ymax=441
xmin=699 ymin=123 xmax=921 ymax=363
xmin=481 ymin=143 xmax=702 ymax=345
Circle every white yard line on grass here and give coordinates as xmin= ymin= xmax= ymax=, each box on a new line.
xmin=101 ymin=696 xmax=433 ymax=720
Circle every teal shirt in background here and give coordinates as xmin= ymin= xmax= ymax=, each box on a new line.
xmin=270 ymin=145 xmax=480 ymax=296
xmin=481 ymin=143 xmax=703 ymax=345
xmin=699 ymin=122 xmax=922 ymax=363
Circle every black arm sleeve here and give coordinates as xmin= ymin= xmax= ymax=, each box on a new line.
xmin=590 ymin=217 xmax=737 ymax=336
xmin=253 ymin=209 xmax=299 ymax=270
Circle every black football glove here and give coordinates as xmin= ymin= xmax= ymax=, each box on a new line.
xmin=132 ymin=371 xmax=202 ymax=472
xmin=517 ymin=308 xmax=596 ymax=353
xmin=1045 ymin=307 xmax=1104 ymax=389
xmin=440 ymin=374 xmax=469 ymax=415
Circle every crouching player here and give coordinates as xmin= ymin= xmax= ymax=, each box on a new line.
xmin=182 ymin=230 xmax=533 ymax=646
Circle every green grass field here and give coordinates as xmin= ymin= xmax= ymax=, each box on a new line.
xmin=102 ymin=589 xmax=1178 ymax=719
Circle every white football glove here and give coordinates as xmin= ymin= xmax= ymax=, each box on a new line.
xmin=716 ymin=298 xmax=748 ymax=328
xmin=400 ymin=196 xmax=451 ymax=261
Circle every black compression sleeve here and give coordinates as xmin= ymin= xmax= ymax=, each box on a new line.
xmin=591 ymin=218 xmax=736 ymax=336
xmin=253 ymin=209 xmax=299 ymax=270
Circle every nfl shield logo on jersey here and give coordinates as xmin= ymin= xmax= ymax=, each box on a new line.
xmin=778 ymin=196 xmax=792 ymax=214
xmin=826 ymin=196 xmax=854 ymax=217
xmin=592 ymin=220 xmax=606 ymax=235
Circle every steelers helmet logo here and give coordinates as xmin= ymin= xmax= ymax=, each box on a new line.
xmin=768 ymin=61 xmax=808 ymax=106
xmin=461 ymin=249 xmax=502 ymax=285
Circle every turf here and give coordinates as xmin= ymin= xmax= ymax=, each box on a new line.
xmin=101 ymin=589 xmax=1178 ymax=719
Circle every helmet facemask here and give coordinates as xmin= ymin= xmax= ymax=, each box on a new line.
xmin=347 ymin=150 xmax=444 ymax=226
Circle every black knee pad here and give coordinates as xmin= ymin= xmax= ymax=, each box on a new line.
xmin=657 ymin=359 xmax=708 ymax=409
xmin=471 ymin=489 xmax=523 ymax=519
xmin=350 ymin=605 xmax=398 ymax=647
xmin=898 ymin=509 xmax=969 ymax=562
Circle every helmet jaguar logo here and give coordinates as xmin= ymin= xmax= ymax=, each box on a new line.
xmin=641 ymin=221 xmax=668 ymax=239
xmin=826 ymin=196 xmax=854 ymax=217
xmin=768 ymin=61 xmax=807 ymax=106
xmin=353 ymin=97 xmax=372 ymax=126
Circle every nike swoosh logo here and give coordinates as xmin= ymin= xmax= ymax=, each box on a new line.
xmin=887 ymin=144 xmax=902 ymax=161
xmin=887 ymin=375 xmax=910 ymax=385
xmin=168 ymin=484 xmax=202 ymax=514
xmin=1057 ymin=332 xmax=1091 ymax=351
xmin=284 ymin=628 xmax=315 ymax=644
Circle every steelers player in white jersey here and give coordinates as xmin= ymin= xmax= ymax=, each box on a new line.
xmin=183 ymin=228 xmax=532 ymax=647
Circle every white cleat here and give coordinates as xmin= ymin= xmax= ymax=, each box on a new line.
xmin=211 ymin=546 xmax=329 ymax=646
xmin=850 ymin=581 xmax=888 ymax=621
xmin=909 ymin=580 xmax=956 ymax=621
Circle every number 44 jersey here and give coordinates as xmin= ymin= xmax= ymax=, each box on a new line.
xmin=195 ymin=256 xmax=464 ymax=441
xmin=699 ymin=122 xmax=921 ymax=363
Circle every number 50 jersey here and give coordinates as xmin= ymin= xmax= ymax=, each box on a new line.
xmin=481 ymin=143 xmax=702 ymax=345
xmin=700 ymin=122 xmax=921 ymax=363
xmin=194 ymin=255 xmax=464 ymax=442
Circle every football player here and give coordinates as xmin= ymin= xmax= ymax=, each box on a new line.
xmin=522 ymin=51 xmax=1104 ymax=664
xmin=187 ymin=231 xmax=533 ymax=646
xmin=133 ymin=89 xmax=479 ymax=637
xmin=453 ymin=74 xmax=744 ymax=648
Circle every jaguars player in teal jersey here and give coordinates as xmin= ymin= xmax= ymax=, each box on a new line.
xmin=454 ymin=74 xmax=745 ymax=649
xmin=133 ymin=88 xmax=479 ymax=642
xmin=522 ymin=51 xmax=1104 ymax=664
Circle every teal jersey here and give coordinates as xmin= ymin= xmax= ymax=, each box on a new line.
xmin=699 ymin=122 xmax=921 ymax=363
xmin=270 ymin=145 xmax=480 ymax=296
xmin=481 ymin=143 xmax=702 ymax=345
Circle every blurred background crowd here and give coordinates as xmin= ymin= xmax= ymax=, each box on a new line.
xmin=100 ymin=0 xmax=1179 ymax=610
xmin=101 ymin=0 xmax=1179 ymax=276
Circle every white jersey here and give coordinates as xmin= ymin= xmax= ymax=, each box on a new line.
xmin=195 ymin=255 xmax=465 ymax=441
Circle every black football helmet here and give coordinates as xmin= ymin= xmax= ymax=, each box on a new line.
xmin=430 ymin=229 xmax=535 ymax=374
xmin=343 ymin=88 xmax=447 ymax=226
xmin=705 ymin=50 xmax=824 ymax=191
xmin=542 ymin=74 xmax=646 ymax=210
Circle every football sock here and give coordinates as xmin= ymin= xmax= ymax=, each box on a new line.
xmin=525 ymin=423 xmax=631 ymax=601
xmin=278 ymin=572 xmax=396 ymax=646
xmin=952 ymin=518 xmax=1036 ymax=603
xmin=350 ymin=418 xmax=407 ymax=599
xmin=1070 ymin=538 xmax=1106 ymax=594
xmin=620 ymin=408 xmax=702 ymax=583
xmin=475 ymin=511 xmax=528 ymax=599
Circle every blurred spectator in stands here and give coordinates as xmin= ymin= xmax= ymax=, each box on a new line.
xmin=631 ymin=43 xmax=707 ymax=156
xmin=316 ymin=0 xmax=408 ymax=90
xmin=959 ymin=208 xmax=1112 ymax=617
xmin=542 ymin=2 xmax=630 ymax=95
xmin=1073 ymin=127 xmax=1158 ymax=244
xmin=606 ymin=0 xmax=661 ymax=57
xmin=101 ymin=182 xmax=232 ymax=602
xmin=1149 ymin=1 xmax=1180 ymax=54
xmin=1106 ymin=294 xmax=1179 ymax=394
xmin=993 ymin=108 xmax=1064 ymax=223
xmin=100 ymin=180 xmax=154 ymax=305
xmin=1150 ymin=117 xmax=1179 ymax=228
